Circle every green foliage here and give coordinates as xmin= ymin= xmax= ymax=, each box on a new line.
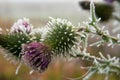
xmin=45 ymin=18 xmax=78 ymax=56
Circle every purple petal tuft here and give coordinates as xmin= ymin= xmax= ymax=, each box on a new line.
xmin=22 ymin=42 xmax=51 ymax=73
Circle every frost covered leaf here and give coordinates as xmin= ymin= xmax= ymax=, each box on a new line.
xmin=90 ymin=1 xmax=97 ymax=23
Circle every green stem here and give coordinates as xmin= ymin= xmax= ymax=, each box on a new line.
xmin=88 ymin=23 xmax=119 ymax=44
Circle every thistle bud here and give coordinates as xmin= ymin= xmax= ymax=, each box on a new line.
xmin=10 ymin=18 xmax=33 ymax=34
xmin=22 ymin=42 xmax=51 ymax=73
xmin=45 ymin=17 xmax=78 ymax=56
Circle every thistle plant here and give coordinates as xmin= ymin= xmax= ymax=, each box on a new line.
xmin=0 ymin=2 xmax=120 ymax=80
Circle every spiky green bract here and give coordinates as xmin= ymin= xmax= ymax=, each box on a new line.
xmin=0 ymin=33 xmax=31 ymax=59
xmin=45 ymin=18 xmax=78 ymax=56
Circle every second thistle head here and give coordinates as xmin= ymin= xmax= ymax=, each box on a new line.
xmin=10 ymin=18 xmax=33 ymax=34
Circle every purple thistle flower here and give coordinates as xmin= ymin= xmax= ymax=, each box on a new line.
xmin=21 ymin=42 xmax=52 ymax=73
xmin=104 ymin=0 xmax=115 ymax=3
xmin=10 ymin=18 xmax=33 ymax=34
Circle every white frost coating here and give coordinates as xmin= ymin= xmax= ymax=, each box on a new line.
xmin=0 ymin=27 xmax=2 ymax=34
xmin=89 ymin=40 xmax=103 ymax=47
xmin=88 ymin=17 xmax=92 ymax=22
xmin=101 ymin=26 xmax=105 ymax=30
xmin=6 ymin=29 xmax=9 ymax=32
xmin=15 ymin=62 xmax=22 ymax=75
xmin=61 ymin=37 xmax=64 ymax=40
xmin=64 ymin=32 xmax=67 ymax=35
xmin=29 ymin=70 xmax=34 ymax=75
xmin=90 ymin=1 xmax=97 ymax=22
xmin=104 ymin=30 xmax=109 ymax=35
xmin=99 ymin=52 xmax=107 ymax=60
xmin=97 ymin=18 xmax=101 ymax=22
xmin=48 ymin=17 xmax=75 ymax=28
xmin=0 ymin=27 xmax=2 ymax=31
xmin=117 ymin=34 xmax=120 ymax=39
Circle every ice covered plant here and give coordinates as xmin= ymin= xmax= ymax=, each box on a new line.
xmin=21 ymin=42 xmax=52 ymax=73
xmin=68 ymin=2 xmax=120 ymax=80
xmin=0 ymin=1 xmax=120 ymax=80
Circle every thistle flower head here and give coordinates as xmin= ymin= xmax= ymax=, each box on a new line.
xmin=10 ymin=18 xmax=33 ymax=34
xmin=22 ymin=42 xmax=51 ymax=73
xmin=45 ymin=17 xmax=78 ymax=56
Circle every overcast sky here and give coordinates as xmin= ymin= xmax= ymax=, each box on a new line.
xmin=0 ymin=0 xmax=76 ymax=3
xmin=0 ymin=0 xmax=102 ymax=3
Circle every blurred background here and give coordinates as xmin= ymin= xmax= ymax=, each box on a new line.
xmin=0 ymin=0 xmax=120 ymax=80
